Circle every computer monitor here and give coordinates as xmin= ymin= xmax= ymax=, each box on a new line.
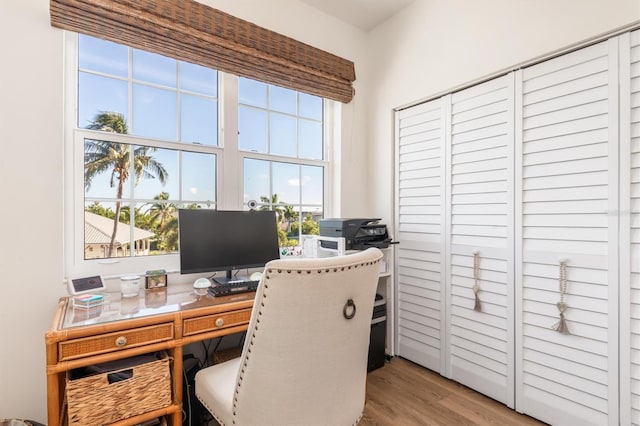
xmin=178 ymin=209 xmax=280 ymax=284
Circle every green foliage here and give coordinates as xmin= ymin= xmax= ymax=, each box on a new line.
xmin=301 ymin=213 xmax=319 ymax=235
xmin=291 ymin=213 xmax=319 ymax=236
xmin=146 ymin=192 xmax=179 ymax=252
xmin=86 ymin=201 xmax=114 ymax=219
xmin=277 ymin=229 xmax=299 ymax=247
xmin=86 ymin=189 xmax=318 ymax=255
xmin=277 ymin=229 xmax=287 ymax=246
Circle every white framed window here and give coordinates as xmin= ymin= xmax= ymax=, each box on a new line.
xmin=238 ymin=77 xmax=326 ymax=247
xmin=64 ymin=33 xmax=332 ymax=279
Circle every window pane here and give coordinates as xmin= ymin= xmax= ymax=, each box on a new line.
xmin=182 ymin=151 xmax=216 ymax=203
xmin=272 ymin=162 xmax=300 ymax=205
xmin=300 ymin=208 xmax=322 ymax=234
xmin=79 ymin=35 xmax=128 ymax=77
xmin=269 ymin=85 xmax=296 ymax=114
xmin=85 ymin=200 xmax=173 ymax=259
xmin=301 ymin=165 xmax=323 ymax=205
xmin=78 ymin=73 xmax=128 ymax=129
xmin=281 ymin=204 xmax=301 ymax=247
xmin=84 ymin=202 xmax=114 ymax=259
xmin=83 ymin=201 xmax=157 ymax=259
xmin=239 ymin=107 xmax=267 ymax=152
xmin=83 ymin=141 xmax=216 ymax=259
xmin=243 ymin=158 xmax=270 ymax=205
xmin=288 ymin=208 xmax=322 ymax=241
xmin=269 ymin=113 xmax=296 ymax=157
xmin=242 ymin=159 xmax=324 ymax=228
xmin=75 ymin=35 xmax=225 ymax=265
xmin=133 ymin=49 xmax=177 ymax=88
xmin=133 ymin=84 xmax=177 ymax=140
xmin=133 ymin=146 xmax=177 ymax=200
xmin=84 ymin=139 xmax=132 ymax=199
xmin=298 ymin=119 xmax=323 ymax=160
xmin=137 ymin=200 xmax=178 ymax=255
xmin=181 ymin=95 xmax=218 ymax=146
xmin=238 ymin=78 xmax=324 ymax=162
xmin=299 ymin=92 xmax=322 ymax=120
xmin=180 ymin=62 xmax=217 ymax=96
xmin=239 ymin=77 xmax=267 ymax=107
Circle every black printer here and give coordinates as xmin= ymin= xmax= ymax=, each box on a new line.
xmin=319 ymin=218 xmax=392 ymax=250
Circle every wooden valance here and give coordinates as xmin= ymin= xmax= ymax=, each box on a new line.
xmin=50 ymin=0 xmax=356 ymax=103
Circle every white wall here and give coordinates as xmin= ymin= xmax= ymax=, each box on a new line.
xmin=366 ymin=0 xmax=640 ymax=227
xmin=0 ymin=0 xmax=66 ymax=421
xmin=0 ymin=0 xmax=367 ymax=422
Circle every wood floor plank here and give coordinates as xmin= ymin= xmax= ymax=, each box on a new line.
xmin=361 ymin=357 xmax=545 ymax=426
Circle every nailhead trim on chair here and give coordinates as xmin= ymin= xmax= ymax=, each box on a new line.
xmin=230 ymin=256 xmax=381 ymax=425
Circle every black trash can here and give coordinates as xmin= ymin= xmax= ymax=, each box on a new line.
xmin=368 ymin=294 xmax=387 ymax=372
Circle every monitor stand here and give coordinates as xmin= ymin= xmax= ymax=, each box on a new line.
xmin=212 ymin=270 xmax=251 ymax=286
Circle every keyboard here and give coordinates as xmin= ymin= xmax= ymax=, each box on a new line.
xmin=207 ymin=280 xmax=259 ymax=297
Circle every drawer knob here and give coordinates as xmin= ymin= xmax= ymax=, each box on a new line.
xmin=115 ymin=336 xmax=128 ymax=347
xmin=215 ymin=318 xmax=224 ymax=327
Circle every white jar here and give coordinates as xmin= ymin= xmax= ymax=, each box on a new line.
xmin=120 ymin=275 xmax=141 ymax=298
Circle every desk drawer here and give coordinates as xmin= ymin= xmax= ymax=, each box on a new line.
xmin=58 ymin=323 xmax=174 ymax=361
xmin=183 ymin=308 xmax=252 ymax=336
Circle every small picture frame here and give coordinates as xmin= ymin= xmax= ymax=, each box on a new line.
xmin=145 ymin=269 xmax=167 ymax=289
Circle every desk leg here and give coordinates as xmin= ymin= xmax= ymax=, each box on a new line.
xmin=46 ymin=370 xmax=62 ymax=426
xmin=171 ymin=345 xmax=184 ymax=425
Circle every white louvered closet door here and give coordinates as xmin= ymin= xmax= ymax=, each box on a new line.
xmin=621 ymin=29 xmax=640 ymax=426
xmin=395 ymin=98 xmax=447 ymax=373
xmin=445 ymin=76 xmax=515 ymax=407
xmin=515 ymin=39 xmax=619 ymax=426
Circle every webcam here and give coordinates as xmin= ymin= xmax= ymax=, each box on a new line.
xmin=248 ymin=199 xmax=258 ymax=210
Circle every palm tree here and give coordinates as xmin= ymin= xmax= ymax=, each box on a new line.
xmin=147 ymin=192 xmax=177 ymax=231
xmin=159 ymin=216 xmax=179 ymax=252
xmin=84 ymin=112 xmax=168 ymax=257
xmin=147 ymin=192 xmax=179 ymax=251
xmin=282 ymin=204 xmax=299 ymax=232
xmin=118 ymin=205 xmax=131 ymax=224
xmin=259 ymin=194 xmax=287 ymax=228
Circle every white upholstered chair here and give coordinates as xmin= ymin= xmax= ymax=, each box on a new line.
xmin=195 ymin=247 xmax=384 ymax=426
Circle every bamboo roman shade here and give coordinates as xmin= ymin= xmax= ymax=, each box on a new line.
xmin=50 ymin=0 xmax=356 ymax=103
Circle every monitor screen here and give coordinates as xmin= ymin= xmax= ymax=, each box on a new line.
xmin=178 ymin=209 xmax=280 ymax=281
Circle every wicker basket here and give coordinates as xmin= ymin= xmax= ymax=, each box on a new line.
xmin=66 ymin=352 xmax=172 ymax=425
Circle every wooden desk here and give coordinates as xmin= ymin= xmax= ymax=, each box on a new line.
xmin=45 ymin=286 xmax=255 ymax=426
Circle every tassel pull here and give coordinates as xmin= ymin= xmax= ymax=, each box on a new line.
xmin=473 ymin=285 xmax=482 ymax=312
xmin=552 ymin=260 xmax=571 ymax=335
xmin=553 ymin=313 xmax=570 ymax=334
xmin=553 ymin=302 xmax=570 ymax=334
xmin=472 ymin=251 xmax=482 ymax=312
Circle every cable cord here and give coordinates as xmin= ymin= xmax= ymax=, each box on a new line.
xmin=183 ymin=367 xmax=192 ymax=426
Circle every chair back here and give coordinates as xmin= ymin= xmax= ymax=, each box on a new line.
xmin=233 ymin=247 xmax=384 ymax=426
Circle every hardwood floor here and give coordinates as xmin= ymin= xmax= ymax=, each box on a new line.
xmin=361 ymin=357 xmax=545 ymax=426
